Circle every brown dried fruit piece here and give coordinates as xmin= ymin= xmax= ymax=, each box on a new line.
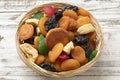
xmin=35 ymin=55 xmax=45 ymax=65
xmin=77 ymin=8 xmax=90 ymax=16
xmin=87 ymin=31 xmax=97 ymax=41
xmin=68 ymin=18 xmax=77 ymax=31
xmin=46 ymin=28 xmax=69 ymax=49
xmin=59 ymin=16 xmax=70 ymax=30
xmin=76 ymin=16 xmax=91 ymax=29
xmin=61 ymin=59 xmax=80 ymax=71
xmin=34 ymin=36 xmax=39 ymax=50
xmin=68 ymin=31 xmax=75 ymax=41
xmin=71 ymin=46 xmax=87 ymax=65
xmin=48 ymin=43 xmax=64 ymax=63
xmin=38 ymin=16 xmax=48 ymax=35
xmin=19 ymin=23 xmax=34 ymax=41
xmin=63 ymin=10 xmax=78 ymax=20
xmin=53 ymin=62 xmax=62 ymax=71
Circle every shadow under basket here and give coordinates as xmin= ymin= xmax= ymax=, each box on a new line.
xmin=16 ymin=2 xmax=104 ymax=78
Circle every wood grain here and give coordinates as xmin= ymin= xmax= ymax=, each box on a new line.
xmin=0 ymin=0 xmax=120 ymax=80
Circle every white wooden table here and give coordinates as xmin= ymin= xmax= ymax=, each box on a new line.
xmin=0 ymin=0 xmax=120 ymax=80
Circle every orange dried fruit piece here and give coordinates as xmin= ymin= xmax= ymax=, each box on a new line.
xmin=87 ymin=31 xmax=97 ymax=41
xmin=35 ymin=55 xmax=45 ymax=65
xmin=68 ymin=18 xmax=77 ymax=31
xmin=46 ymin=28 xmax=69 ymax=49
xmin=77 ymin=8 xmax=90 ymax=16
xmin=68 ymin=31 xmax=75 ymax=41
xmin=53 ymin=62 xmax=62 ymax=71
xmin=58 ymin=16 xmax=70 ymax=30
xmin=38 ymin=16 xmax=48 ymax=35
xmin=76 ymin=16 xmax=91 ymax=29
xmin=61 ymin=59 xmax=80 ymax=71
xmin=48 ymin=43 xmax=64 ymax=63
xmin=71 ymin=46 xmax=87 ymax=65
xmin=19 ymin=23 xmax=34 ymax=41
xmin=34 ymin=36 xmax=39 ymax=50
xmin=63 ymin=10 xmax=78 ymax=20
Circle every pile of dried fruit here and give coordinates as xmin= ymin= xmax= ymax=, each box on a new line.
xmin=18 ymin=5 xmax=98 ymax=72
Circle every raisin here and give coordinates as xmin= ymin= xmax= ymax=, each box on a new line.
xmin=54 ymin=10 xmax=63 ymax=21
xmin=73 ymin=35 xmax=89 ymax=45
xmin=81 ymin=44 xmax=92 ymax=58
xmin=62 ymin=5 xmax=78 ymax=12
xmin=39 ymin=63 xmax=57 ymax=72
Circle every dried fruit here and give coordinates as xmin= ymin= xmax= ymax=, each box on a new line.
xmin=73 ymin=35 xmax=89 ymax=45
xmin=53 ymin=62 xmax=62 ymax=71
xmin=42 ymin=6 xmax=56 ymax=17
xmin=31 ymin=11 xmax=44 ymax=19
xmin=35 ymin=55 xmax=45 ymax=64
xmin=25 ymin=18 xmax=39 ymax=26
xmin=56 ymin=51 xmax=70 ymax=62
xmin=63 ymin=41 xmax=74 ymax=55
xmin=68 ymin=18 xmax=77 ymax=31
xmin=77 ymin=8 xmax=90 ymax=16
xmin=48 ymin=43 xmax=64 ymax=63
xmin=46 ymin=28 xmax=69 ymax=49
xmin=62 ymin=5 xmax=78 ymax=12
xmin=34 ymin=36 xmax=39 ymax=50
xmin=88 ymin=50 xmax=98 ymax=61
xmin=58 ymin=16 xmax=70 ymax=30
xmin=20 ymin=43 xmax=38 ymax=62
xmin=39 ymin=63 xmax=57 ymax=72
xmin=76 ymin=16 xmax=91 ymax=29
xmin=63 ymin=10 xmax=78 ymax=20
xmin=61 ymin=59 xmax=80 ymax=71
xmin=39 ymin=34 xmax=48 ymax=54
xmin=87 ymin=31 xmax=97 ymax=41
xmin=71 ymin=46 xmax=87 ymax=65
xmin=38 ymin=16 xmax=48 ymax=35
xmin=77 ymin=23 xmax=95 ymax=35
xmin=19 ymin=23 xmax=34 ymax=41
xmin=81 ymin=44 xmax=92 ymax=58
xmin=68 ymin=31 xmax=75 ymax=41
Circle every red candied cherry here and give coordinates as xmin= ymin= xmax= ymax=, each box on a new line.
xmin=56 ymin=51 xmax=70 ymax=62
xmin=42 ymin=6 xmax=56 ymax=17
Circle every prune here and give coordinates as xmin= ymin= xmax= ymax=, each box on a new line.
xmin=45 ymin=15 xmax=58 ymax=32
xmin=73 ymin=35 xmax=89 ymax=45
xmin=39 ymin=63 xmax=57 ymax=72
xmin=81 ymin=44 xmax=92 ymax=58
xmin=45 ymin=10 xmax=63 ymax=32
xmin=62 ymin=5 xmax=78 ymax=12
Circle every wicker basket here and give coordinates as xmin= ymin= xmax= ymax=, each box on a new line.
xmin=16 ymin=2 xmax=104 ymax=78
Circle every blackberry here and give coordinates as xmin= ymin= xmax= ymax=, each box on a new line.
xmin=39 ymin=63 xmax=57 ymax=72
xmin=73 ymin=35 xmax=89 ymax=45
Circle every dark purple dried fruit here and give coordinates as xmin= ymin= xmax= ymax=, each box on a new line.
xmin=62 ymin=5 xmax=78 ymax=12
xmin=38 ymin=63 xmax=57 ymax=72
xmin=54 ymin=10 xmax=63 ymax=21
xmin=81 ymin=44 xmax=92 ymax=58
xmin=73 ymin=35 xmax=89 ymax=45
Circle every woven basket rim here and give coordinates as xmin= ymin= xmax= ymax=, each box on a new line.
xmin=16 ymin=2 xmax=104 ymax=78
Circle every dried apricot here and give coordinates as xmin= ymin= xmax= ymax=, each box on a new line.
xmin=63 ymin=10 xmax=78 ymax=20
xmin=35 ymin=55 xmax=45 ymax=64
xmin=46 ymin=28 xmax=69 ymax=49
xmin=71 ymin=46 xmax=87 ymax=65
xmin=48 ymin=43 xmax=64 ymax=63
xmin=77 ymin=8 xmax=90 ymax=16
xmin=58 ymin=16 xmax=70 ymax=30
xmin=76 ymin=16 xmax=91 ymax=29
xmin=19 ymin=23 xmax=34 ymax=41
xmin=68 ymin=18 xmax=77 ymax=31
xmin=61 ymin=59 xmax=80 ymax=71
xmin=38 ymin=16 xmax=48 ymax=35
xmin=34 ymin=36 xmax=39 ymax=50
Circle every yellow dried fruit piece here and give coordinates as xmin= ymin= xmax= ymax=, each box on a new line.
xmin=77 ymin=8 xmax=90 ymax=16
xmin=63 ymin=41 xmax=74 ymax=55
xmin=71 ymin=46 xmax=87 ymax=65
xmin=63 ymin=10 xmax=78 ymax=20
xmin=48 ymin=43 xmax=64 ymax=63
xmin=76 ymin=16 xmax=91 ymax=29
xmin=25 ymin=18 xmax=39 ymax=26
xmin=20 ymin=43 xmax=38 ymax=62
xmin=58 ymin=16 xmax=70 ymax=30
xmin=35 ymin=55 xmax=45 ymax=65
xmin=61 ymin=59 xmax=80 ymax=71
xmin=38 ymin=16 xmax=48 ymax=35
xmin=34 ymin=36 xmax=39 ymax=50
xmin=77 ymin=23 xmax=95 ymax=35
